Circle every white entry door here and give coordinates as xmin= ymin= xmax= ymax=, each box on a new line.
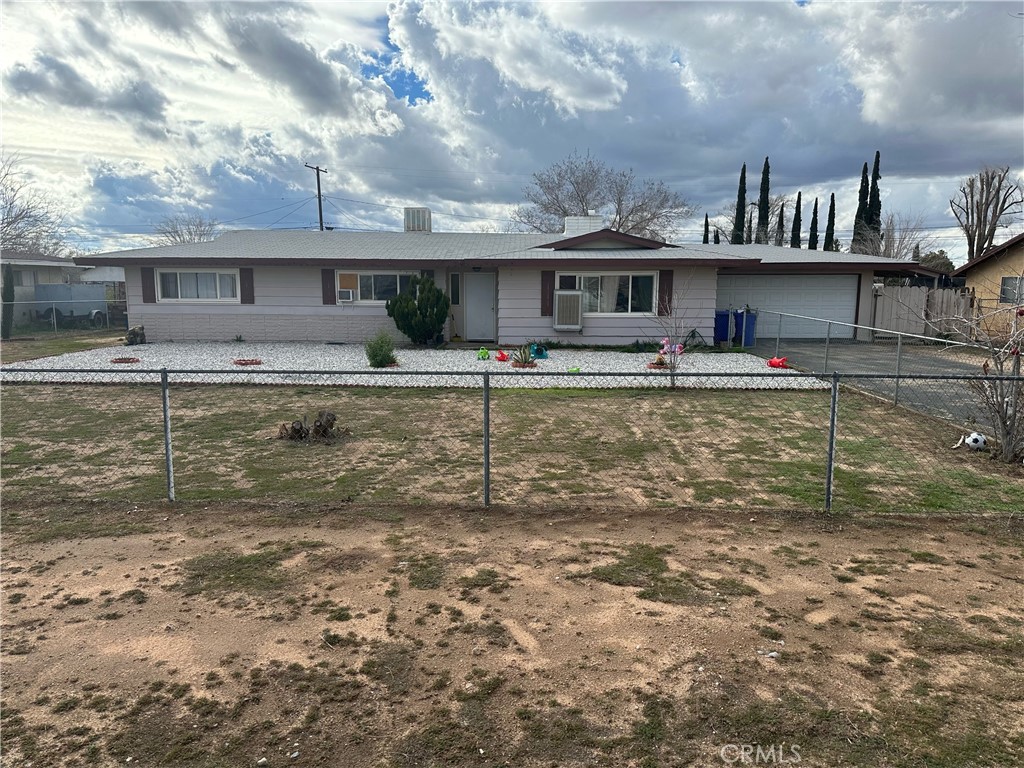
xmin=464 ymin=272 xmax=496 ymax=341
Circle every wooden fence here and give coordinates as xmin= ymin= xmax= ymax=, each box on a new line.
xmin=872 ymin=286 xmax=973 ymax=339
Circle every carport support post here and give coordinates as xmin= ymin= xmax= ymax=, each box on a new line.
xmin=161 ymin=368 xmax=176 ymax=502
xmin=825 ymin=371 xmax=839 ymax=512
xmin=51 ymin=301 xmax=57 ymax=334
xmin=482 ymin=373 xmax=491 ymax=507
xmin=823 ymin=322 xmax=832 ymax=372
xmin=894 ymin=334 xmax=903 ymax=406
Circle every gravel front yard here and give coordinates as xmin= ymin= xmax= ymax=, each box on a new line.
xmin=0 ymin=342 xmax=825 ymax=388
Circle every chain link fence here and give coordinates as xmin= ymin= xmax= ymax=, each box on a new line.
xmin=2 ymin=368 xmax=1020 ymax=513
xmin=4 ymin=299 xmax=129 ymax=333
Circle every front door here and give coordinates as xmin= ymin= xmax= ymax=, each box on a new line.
xmin=464 ymin=272 xmax=496 ymax=342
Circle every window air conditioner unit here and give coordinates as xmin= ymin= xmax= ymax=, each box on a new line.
xmin=553 ymin=290 xmax=583 ymax=331
xmin=337 ymin=288 xmax=355 ymax=302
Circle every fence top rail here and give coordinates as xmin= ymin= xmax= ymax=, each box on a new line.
xmin=756 ymin=309 xmax=985 ymax=349
xmin=1 ymin=367 xmax=1020 ymax=383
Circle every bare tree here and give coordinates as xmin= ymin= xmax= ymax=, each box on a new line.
xmin=511 ymin=151 xmax=693 ymax=241
xmin=866 ymin=211 xmax=938 ymax=261
xmin=950 ymin=166 xmax=1023 ymax=262
xmin=712 ymin=193 xmax=790 ymax=246
xmin=1 ymin=153 xmax=74 ymax=257
xmin=152 ymin=213 xmax=220 ymax=245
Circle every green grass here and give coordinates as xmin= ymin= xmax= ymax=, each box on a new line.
xmin=2 ymin=383 xmax=1019 ymax=515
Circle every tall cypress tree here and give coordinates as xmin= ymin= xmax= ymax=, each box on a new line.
xmin=702 ymin=213 xmax=710 ymax=244
xmin=808 ymin=197 xmax=819 ymax=250
xmin=851 ymin=162 xmax=870 ymax=253
xmin=730 ymin=164 xmax=746 ymax=244
xmin=713 ymin=228 xmax=720 ymax=244
xmin=867 ymin=150 xmax=882 ymax=237
xmin=745 ymin=210 xmax=753 ymax=244
xmin=755 ymin=156 xmax=770 ymax=244
xmin=824 ymin=193 xmax=837 ymax=252
xmin=789 ymin=191 xmax=803 ymax=248
xmin=774 ymin=201 xmax=786 ymax=247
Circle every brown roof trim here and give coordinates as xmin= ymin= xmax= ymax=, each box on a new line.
xmin=950 ymin=231 xmax=1024 ymax=277
xmin=717 ymin=262 xmax=931 ymax=275
xmin=77 ymin=256 xmax=758 ymax=269
xmin=536 ymin=228 xmax=676 ymax=250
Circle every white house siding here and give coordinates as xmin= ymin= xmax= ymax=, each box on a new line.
xmin=124 ymin=266 xmax=449 ymax=343
xmin=496 ymin=266 xmax=717 ymax=346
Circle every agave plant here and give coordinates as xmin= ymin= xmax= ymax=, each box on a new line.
xmin=510 ymin=344 xmax=534 ymax=366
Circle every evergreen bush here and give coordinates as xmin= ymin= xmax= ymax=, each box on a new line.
xmin=385 ymin=275 xmax=450 ymax=345
xmin=365 ymin=331 xmax=397 ymax=368
xmin=1 ymin=263 xmax=15 ymax=340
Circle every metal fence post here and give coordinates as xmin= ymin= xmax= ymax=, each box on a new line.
xmin=825 ymin=371 xmax=839 ymax=513
xmin=775 ymin=312 xmax=782 ymax=358
xmin=51 ymin=301 xmax=58 ymax=334
xmin=482 ymin=372 xmax=490 ymax=507
xmin=894 ymin=334 xmax=903 ymax=406
xmin=161 ymin=369 xmax=176 ymax=502
xmin=823 ymin=321 xmax=832 ymax=372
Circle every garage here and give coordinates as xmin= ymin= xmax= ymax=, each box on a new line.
xmin=716 ymin=274 xmax=859 ymax=339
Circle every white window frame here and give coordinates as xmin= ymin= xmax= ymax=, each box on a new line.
xmin=338 ymin=270 xmax=419 ymax=303
xmin=156 ymin=269 xmax=240 ymax=303
xmin=555 ymin=271 xmax=658 ymax=315
xmin=999 ymin=276 xmax=1023 ymax=305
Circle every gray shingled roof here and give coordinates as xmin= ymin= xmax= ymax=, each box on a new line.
xmin=75 ymin=228 xmax=926 ymax=271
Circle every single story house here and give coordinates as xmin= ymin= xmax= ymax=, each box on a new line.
xmin=950 ymin=232 xmax=1024 ymax=340
xmin=76 ymin=209 xmax=934 ymax=345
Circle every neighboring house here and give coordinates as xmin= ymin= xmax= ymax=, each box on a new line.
xmin=1 ymin=251 xmax=127 ymax=328
xmin=950 ymin=232 xmax=1024 ymax=339
xmin=76 ymin=210 xmax=931 ymax=345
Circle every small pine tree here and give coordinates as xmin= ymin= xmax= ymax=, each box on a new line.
xmin=730 ymin=164 xmax=747 ymax=245
xmin=713 ymin=228 xmax=720 ymax=244
xmin=774 ymin=202 xmax=786 ymax=247
xmin=1 ymin=263 xmax=15 ymax=340
xmin=744 ymin=210 xmax=753 ymax=244
xmin=789 ymin=191 xmax=802 ymax=248
xmin=702 ymin=214 xmax=710 ymax=244
xmin=385 ymin=275 xmax=451 ymax=345
xmin=808 ymin=197 xmax=819 ymax=250
xmin=824 ymin=193 xmax=837 ymax=252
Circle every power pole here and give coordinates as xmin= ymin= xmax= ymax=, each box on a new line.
xmin=304 ymin=163 xmax=328 ymax=231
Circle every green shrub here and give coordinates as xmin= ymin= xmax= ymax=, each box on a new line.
xmin=365 ymin=331 xmax=397 ymax=368
xmin=385 ymin=275 xmax=450 ymax=345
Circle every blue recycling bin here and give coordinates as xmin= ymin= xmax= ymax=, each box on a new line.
xmin=713 ymin=310 xmax=731 ymax=344
xmin=732 ymin=310 xmax=757 ymax=347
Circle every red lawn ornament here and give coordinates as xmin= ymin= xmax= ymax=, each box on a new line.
xmin=495 ymin=350 xmax=509 ymax=362
xmin=767 ymin=357 xmax=789 ymax=369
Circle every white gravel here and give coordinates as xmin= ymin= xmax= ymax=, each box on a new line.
xmin=0 ymin=342 xmax=826 ymax=389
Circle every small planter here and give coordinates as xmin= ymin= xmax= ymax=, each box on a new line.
xmin=110 ymin=356 xmax=140 ymax=364
xmin=511 ymin=362 xmax=538 ymax=369
xmin=233 ymin=358 xmax=263 ymax=366
xmin=646 ymin=363 xmax=676 ymax=371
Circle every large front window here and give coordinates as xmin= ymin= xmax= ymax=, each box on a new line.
xmin=337 ymin=272 xmax=416 ymax=302
xmin=157 ymin=270 xmax=238 ymax=301
xmin=557 ymin=272 xmax=655 ymax=314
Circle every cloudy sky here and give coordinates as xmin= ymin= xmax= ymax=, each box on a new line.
xmin=2 ymin=0 xmax=1022 ymax=264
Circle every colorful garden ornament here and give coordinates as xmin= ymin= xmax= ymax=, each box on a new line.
xmin=477 ymin=348 xmax=490 ymax=360
xmin=495 ymin=350 xmax=509 ymax=362
xmin=767 ymin=357 xmax=789 ymax=368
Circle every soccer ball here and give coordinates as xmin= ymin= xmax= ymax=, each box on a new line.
xmin=965 ymin=432 xmax=987 ymax=451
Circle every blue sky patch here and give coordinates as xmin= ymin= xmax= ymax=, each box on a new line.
xmin=362 ymin=49 xmax=431 ymax=105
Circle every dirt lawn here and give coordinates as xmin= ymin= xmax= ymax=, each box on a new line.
xmin=1 ymin=501 xmax=1022 ymax=767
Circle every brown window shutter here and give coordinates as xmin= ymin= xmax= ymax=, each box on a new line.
xmin=541 ymin=270 xmax=554 ymax=317
xmin=240 ymin=268 xmax=254 ymax=304
xmin=657 ymin=269 xmax=674 ymax=316
xmin=141 ymin=267 xmax=156 ymax=303
xmin=321 ymin=269 xmax=337 ymax=305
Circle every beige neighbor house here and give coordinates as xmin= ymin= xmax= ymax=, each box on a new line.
xmin=76 ymin=210 xmax=933 ymax=345
xmin=950 ymin=232 xmax=1024 ymax=340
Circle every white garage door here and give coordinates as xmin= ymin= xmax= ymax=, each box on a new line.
xmin=717 ymin=274 xmax=859 ymax=339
